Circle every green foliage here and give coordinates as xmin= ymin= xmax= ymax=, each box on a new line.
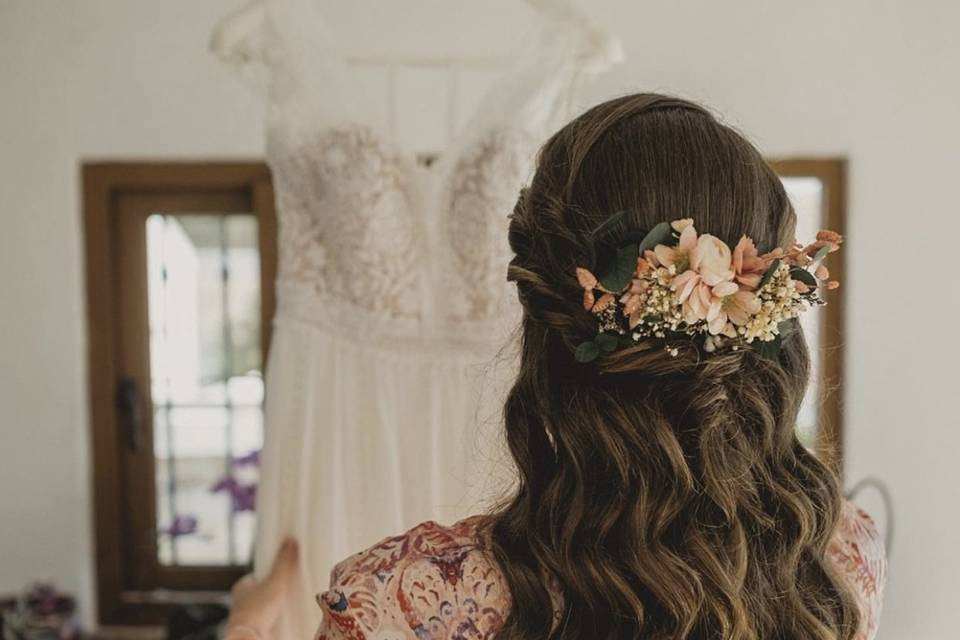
xmin=598 ymin=244 xmax=639 ymax=292
xmin=574 ymin=341 xmax=600 ymax=363
xmin=790 ymin=267 xmax=818 ymax=287
xmin=758 ymin=258 xmax=781 ymax=289
xmin=638 ymin=221 xmax=675 ymax=255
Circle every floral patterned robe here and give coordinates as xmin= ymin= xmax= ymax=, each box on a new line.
xmin=314 ymin=500 xmax=886 ymax=640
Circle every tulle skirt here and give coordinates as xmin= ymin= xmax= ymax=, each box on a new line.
xmin=253 ymin=312 xmax=517 ymax=639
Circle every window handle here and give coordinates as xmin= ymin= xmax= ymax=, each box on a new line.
xmin=117 ymin=376 xmax=144 ymax=453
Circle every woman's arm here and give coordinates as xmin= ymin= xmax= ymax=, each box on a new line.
xmin=223 ymin=538 xmax=299 ymax=640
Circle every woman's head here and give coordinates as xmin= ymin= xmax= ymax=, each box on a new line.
xmin=489 ymin=93 xmax=858 ymax=639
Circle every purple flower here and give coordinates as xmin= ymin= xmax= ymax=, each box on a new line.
xmin=231 ymin=483 xmax=257 ymax=512
xmin=232 ymin=449 xmax=261 ymax=467
xmin=211 ymin=474 xmax=257 ymax=513
xmin=160 ymin=514 xmax=198 ymax=538
xmin=210 ymin=475 xmax=239 ymax=493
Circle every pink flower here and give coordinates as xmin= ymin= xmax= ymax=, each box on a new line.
xmin=706 ymin=281 xmax=761 ymax=335
xmin=691 ymin=234 xmax=735 ymax=286
xmin=732 ymin=236 xmax=769 ymax=290
xmin=654 ymin=224 xmax=698 ymax=272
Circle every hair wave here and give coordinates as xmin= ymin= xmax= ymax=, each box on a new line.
xmin=487 ymin=93 xmax=860 ymax=639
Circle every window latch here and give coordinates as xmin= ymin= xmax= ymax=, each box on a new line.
xmin=117 ymin=376 xmax=144 ymax=453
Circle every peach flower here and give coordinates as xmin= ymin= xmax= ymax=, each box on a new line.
xmin=576 ymin=267 xmax=598 ymax=290
xmin=593 ymin=293 xmax=616 ymax=312
xmin=816 ymin=230 xmax=844 ymax=245
xmin=691 ymin=234 xmax=735 ymax=286
xmin=732 ymin=236 xmax=769 ymax=290
xmin=654 ymin=224 xmax=698 ymax=272
xmin=620 ymin=279 xmax=650 ymax=316
xmin=682 ymin=279 xmax=713 ymax=325
xmin=636 ymin=256 xmax=653 ymax=276
xmin=706 ymin=281 xmax=761 ymax=335
xmin=576 ymin=267 xmax=599 ymax=310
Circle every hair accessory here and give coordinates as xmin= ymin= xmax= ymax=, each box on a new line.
xmin=573 ymin=214 xmax=842 ymax=363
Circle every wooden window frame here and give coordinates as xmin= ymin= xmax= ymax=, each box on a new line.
xmin=82 ymin=162 xmax=276 ymax=625
xmin=770 ymin=158 xmax=847 ymax=475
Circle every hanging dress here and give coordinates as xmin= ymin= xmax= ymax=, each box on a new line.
xmin=214 ymin=1 xmax=622 ymax=637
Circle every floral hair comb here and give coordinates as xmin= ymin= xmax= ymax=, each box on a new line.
xmin=573 ymin=214 xmax=842 ymax=363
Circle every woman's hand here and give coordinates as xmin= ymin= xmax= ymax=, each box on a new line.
xmin=224 ymin=538 xmax=299 ymax=640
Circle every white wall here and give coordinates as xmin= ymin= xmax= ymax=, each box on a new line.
xmin=1 ymin=0 xmax=957 ymax=636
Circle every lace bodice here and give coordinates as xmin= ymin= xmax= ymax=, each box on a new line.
xmin=314 ymin=500 xmax=887 ymax=640
xmin=217 ymin=0 xmax=623 ymax=349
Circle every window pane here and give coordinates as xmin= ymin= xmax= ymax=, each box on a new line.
xmin=780 ymin=177 xmax=824 ymax=449
xmin=147 ymin=213 xmax=263 ymax=567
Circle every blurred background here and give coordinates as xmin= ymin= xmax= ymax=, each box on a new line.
xmin=1 ymin=0 xmax=958 ymax=638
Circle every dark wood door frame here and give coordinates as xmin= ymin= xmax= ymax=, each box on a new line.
xmin=82 ymin=162 xmax=276 ymax=624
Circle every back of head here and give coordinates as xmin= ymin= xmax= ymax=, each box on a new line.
xmin=489 ymin=93 xmax=859 ymax=639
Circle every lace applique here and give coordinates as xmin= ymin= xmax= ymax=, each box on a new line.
xmin=269 ymin=124 xmax=425 ymax=328
xmin=439 ymin=128 xmax=538 ymax=328
xmin=268 ymin=121 xmax=539 ymax=344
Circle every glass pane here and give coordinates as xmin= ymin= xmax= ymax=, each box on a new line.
xmin=780 ymin=177 xmax=824 ymax=449
xmin=147 ymin=213 xmax=263 ymax=567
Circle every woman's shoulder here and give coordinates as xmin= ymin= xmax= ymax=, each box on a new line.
xmin=315 ymin=515 xmax=512 ymax=640
xmin=829 ymin=499 xmax=888 ymax=639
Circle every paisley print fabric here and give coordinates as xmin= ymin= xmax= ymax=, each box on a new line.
xmin=314 ymin=500 xmax=886 ymax=640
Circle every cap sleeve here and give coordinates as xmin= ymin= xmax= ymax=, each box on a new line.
xmin=211 ymin=0 xmax=370 ymax=130
xmin=829 ymin=499 xmax=888 ymax=640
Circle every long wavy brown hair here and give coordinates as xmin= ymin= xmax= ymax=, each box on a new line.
xmin=487 ymin=93 xmax=860 ymax=639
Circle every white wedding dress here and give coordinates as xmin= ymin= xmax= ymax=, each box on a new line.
xmin=213 ymin=1 xmax=621 ymax=637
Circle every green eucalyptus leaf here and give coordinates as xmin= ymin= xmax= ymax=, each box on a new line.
xmin=790 ymin=267 xmax=818 ymax=287
xmin=574 ymin=341 xmax=600 ymax=363
xmin=637 ymin=221 xmax=675 ymax=255
xmin=813 ymin=244 xmax=831 ymax=264
xmin=753 ymin=334 xmax=782 ymax=361
xmin=777 ymin=319 xmax=796 ymax=339
xmin=598 ymin=243 xmax=639 ymax=292
xmin=758 ymin=258 xmax=781 ymax=289
xmin=596 ymin=332 xmax=620 ymax=352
